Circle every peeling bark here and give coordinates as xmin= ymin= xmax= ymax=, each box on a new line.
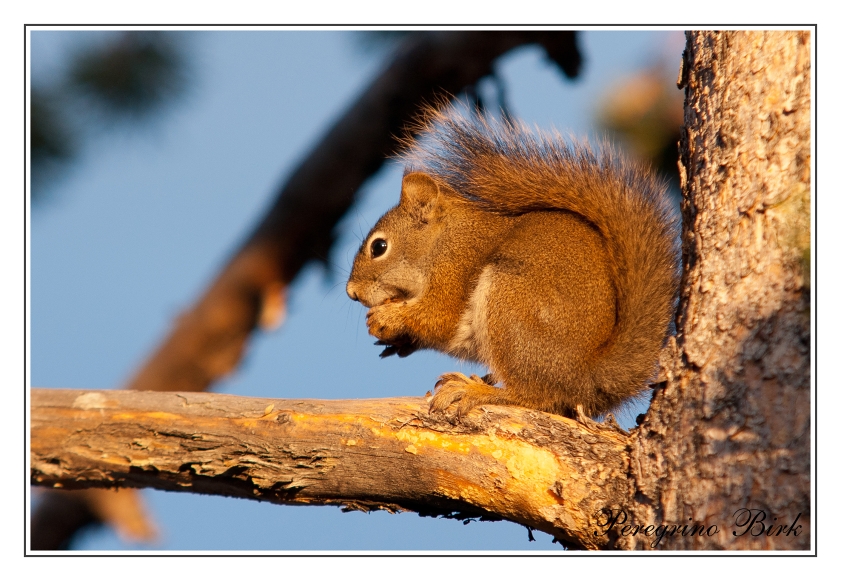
xmin=31 ymin=388 xmax=628 ymax=550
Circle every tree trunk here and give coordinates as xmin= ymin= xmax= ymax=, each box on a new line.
xmin=623 ymin=30 xmax=811 ymax=550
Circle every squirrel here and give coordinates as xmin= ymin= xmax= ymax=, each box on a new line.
xmin=346 ymin=107 xmax=680 ymax=419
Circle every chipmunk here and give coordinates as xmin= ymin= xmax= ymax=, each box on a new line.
xmin=346 ymin=107 xmax=680 ymax=419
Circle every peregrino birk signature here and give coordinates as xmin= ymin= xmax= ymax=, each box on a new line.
xmin=594 ymin=508 xmax=803 ymax=547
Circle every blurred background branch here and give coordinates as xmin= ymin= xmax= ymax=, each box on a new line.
xmin=122 ymin=31 xmax=583 ymax=397
xmin=30 ymin=31 xmax=188 ymax=201
xmin=596 ymin=59 xmax=683 ymax=186
xmin=30 ymin=31 xmax=191 ymax=549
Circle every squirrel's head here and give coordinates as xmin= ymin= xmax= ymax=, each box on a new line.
xmin=347 ymin=172 xmax=449 ymax=308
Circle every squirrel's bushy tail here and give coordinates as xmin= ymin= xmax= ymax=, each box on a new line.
xmin=402 ymin=106 xmax=680 ymax=410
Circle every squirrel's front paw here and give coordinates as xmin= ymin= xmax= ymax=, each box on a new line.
xmin=366 ymin=302 xmax=418 ymax=357
xmin=366 ymin=302 xmax=407 ymax=343
xmin=428 ymin=373 xmax=503 ymax=422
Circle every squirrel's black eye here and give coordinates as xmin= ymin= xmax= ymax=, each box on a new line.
xmin=371 ymin=238 xmax=388 ymax=258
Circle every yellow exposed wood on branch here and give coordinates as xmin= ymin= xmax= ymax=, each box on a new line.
xmin=31 ymin=388 xmax=630 ymax=549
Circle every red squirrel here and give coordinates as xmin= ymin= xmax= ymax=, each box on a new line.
xmin=347 ymin=108 xmax=679 ymax=419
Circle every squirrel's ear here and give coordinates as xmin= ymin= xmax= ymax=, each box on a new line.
xmin=400 ymin=173 xmax=442 ymax=223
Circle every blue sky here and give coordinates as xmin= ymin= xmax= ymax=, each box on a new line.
xmin=30 ymin=29 xmax=683 ymax=551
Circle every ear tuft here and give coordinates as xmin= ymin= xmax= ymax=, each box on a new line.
xmin=400 ymin=173 xmax=441 ymax=222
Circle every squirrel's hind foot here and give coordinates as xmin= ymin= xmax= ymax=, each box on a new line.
xmin=428 ymin=372 xmax=507 ymax=422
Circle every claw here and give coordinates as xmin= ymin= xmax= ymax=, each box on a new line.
xmin=427 ymin=371 xmax=510 ymax=422
xmin=375 ymin=338 xmax=418 ymax=359
xmin=480 ymin=373 xmax=497 ymax=385
xmin=396 ymin=343 xmax=418 ymax=358
xmin=428 ymin=372 xmax=478 ymax=421
xmin=374 ymin=338 xmax=418 ymax=358
xmin=378 ymin=344 xmax=400 ymax=358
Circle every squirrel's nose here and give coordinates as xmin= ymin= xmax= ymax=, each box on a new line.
xmin=346 ymin=282 xmax=359 ymax=302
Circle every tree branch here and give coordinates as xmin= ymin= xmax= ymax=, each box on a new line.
xmin=31 ymin=387 xmax=629 ymax=550
xmin=32 ymin=29 xmax=582 ymax=551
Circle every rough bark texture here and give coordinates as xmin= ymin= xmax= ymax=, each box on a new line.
xmin=625 ymin=31 xmax=811 ymax=550
xmin=31 ymin=388 xmax=628 ymax=550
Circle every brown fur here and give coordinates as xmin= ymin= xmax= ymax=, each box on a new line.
xmin=346 ymin=107 xmax=679 ymax=418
